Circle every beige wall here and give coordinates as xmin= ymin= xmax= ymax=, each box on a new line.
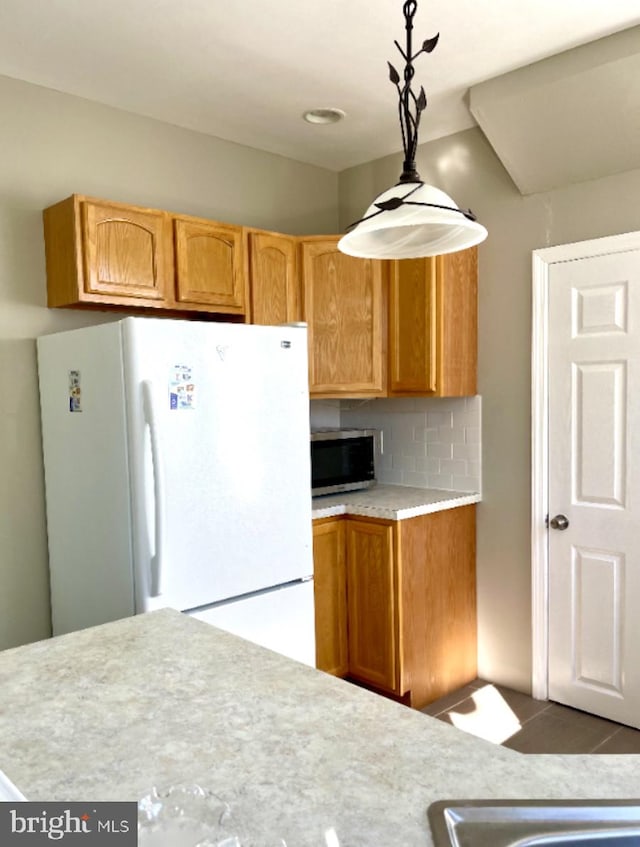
xmin=0 ymin=74 xmax=338 ymax=651
xmin=339 ymin=128 xmax=640 ymax=693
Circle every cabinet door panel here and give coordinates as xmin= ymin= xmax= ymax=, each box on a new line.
xmin=388 ymin=247 xmax=477 ymax=397
xmin=398 ymin=506 xmax=477 ymax=707
xmin=346 ymin=519 xmax=398 ymax=692
xmin=81 ymin=201 xmax=170 ymax=300
xmin=174 ymin=218 xmax=245 ymax=311
xmin=248 ymin=232 xmax=300 ymax=325
xmin=437 ymin=248 xmax=478 ymax=396
xmin=302 ymin=239 xmax=385 ymax=395
xmin=313 ymin=520 xmax=348 ymax=677
xmin=389 ymin=257 xmax=437 ymax=394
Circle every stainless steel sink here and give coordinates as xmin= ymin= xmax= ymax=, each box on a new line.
xmin=427 ymin=800 xmax=640 ymax=847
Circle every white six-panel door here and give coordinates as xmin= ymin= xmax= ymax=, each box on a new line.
xmin=548 ymin=248 xmax=640 ymax=727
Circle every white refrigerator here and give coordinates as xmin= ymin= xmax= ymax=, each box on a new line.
xmin=37 ymin=317 xmax=315 ymax=665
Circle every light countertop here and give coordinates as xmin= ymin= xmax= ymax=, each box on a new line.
xmin=0 ymin=609 xmax=638 ymax=846
xmin=312 ymin=483 xmax=481 ymax=520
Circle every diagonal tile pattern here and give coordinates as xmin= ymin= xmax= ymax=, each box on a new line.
xmin=423 ymin=679 xmax=640 ymax=753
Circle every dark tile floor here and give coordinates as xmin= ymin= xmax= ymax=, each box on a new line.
xmin=422 ymin=679 xmax=640 ymax=753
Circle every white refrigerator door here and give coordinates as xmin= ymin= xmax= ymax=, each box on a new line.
xmin=189 ymin=578 xmax=315 ymax=667
xmin=122 ymin=318 xmax=313 ymax=614
xmin=38 ymin=322 xmax=136 ymax=636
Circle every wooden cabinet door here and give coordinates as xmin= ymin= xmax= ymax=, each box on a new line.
xmin=389 ymin=257 xmax=437 ymax=394
xmin=301 ymin=238 xmax=385 ymax=397
xmin=345 ymin=518 xmax=398 ymax=692
xmin=247 ymin=231 xmax=300 ymax=325
xmin=436 ymin=247 xmax=478 ymax=396
xmin=397 ymin=505 xmax=477 ymax=708
xmin=81 ymin=199 xmax=172 ymax=302
xmin=313 ymin=519 xmax=348 ymax=677
xmin=388 ymin=247 xmax=477 ymax=397
xmin=174 ymin=217 xmax=246 ymax=313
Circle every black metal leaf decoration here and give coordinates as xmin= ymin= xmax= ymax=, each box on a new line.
xmin=422 ymin=33 xmax=440 ymax=53
xmin=388 ymin=62 xmax=400 ymax=85
xmin=416 ymin=87 xmax=427 ymax=112
xmin=375 ymin=197 xmax=405 ymax=212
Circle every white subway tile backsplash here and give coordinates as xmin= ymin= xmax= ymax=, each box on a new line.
xmin=382 ymin=470 xmax=405 ymax=485
xmin=309 ymin=400 xmax=341 ymax=430
xmin=413 ymin=426 xmax=429 ymax=442
xmin=465 ymin=396 xmax=482 ymax=418
xmin=437 ymin=425 xmax=466 ymax=444
xmin=400 ymin=439 xmax=427 ymax=458
xmin=403 ymin=471 xmax=430 ymax=488
xmin=427 ymin=442 xmax=454 ymax=460
xmin=427 ymin=411 xmax=453 ymax=428
xmin=467 ymin=460 xmax=481 ymax=478
xmin=392 ymin=414 xmax=428 ymax=434
xmin=428 ymin=472 xmax=454 ymax=489
xmin=453 ymin=475 xmax=481 ymax=491
xmin=416 ymin=457 xmax=440 ymax=474
xmin=392 ymin=454 xmax=417 ymax=472
xmin=465 ymin=426 xmax=481 ymax=444
xmin=453 ymin=443 xmax=481 ymax=461
xmin=440 ymin=459 xmax=468 ymax=476
xmin=377 ymin=452 xmax=393 ymax=471
xmin=385 ymin=398 xmax=420 ymax=412
xmin=340 ymin=395 xmax=482 ymax=495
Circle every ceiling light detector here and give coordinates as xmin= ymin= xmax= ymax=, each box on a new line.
xmin=303 ymin=108 xmax=346 ymax=125
xmin=338 ymin=0 xmax=487 ymax=260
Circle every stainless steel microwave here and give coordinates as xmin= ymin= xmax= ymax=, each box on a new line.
xmin=310 ymin=429 xmax=376 ymax=496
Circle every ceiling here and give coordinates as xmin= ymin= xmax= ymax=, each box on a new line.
xmin=0 ymin=0 xmax=639 ymax=172
xmin=469 ymin=26 xmax=640 ymax=194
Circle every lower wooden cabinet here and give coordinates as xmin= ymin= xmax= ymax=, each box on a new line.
xmin=345 ymin=519 xmax=397 ymax=692
xmin=313 ymin=519 xmax=348 ymax=676
xmin=312 ymin=505 xmax=477 ymax=710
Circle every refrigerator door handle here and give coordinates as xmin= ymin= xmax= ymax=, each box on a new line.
xmin=142 ymin=380 xmax=166 ymax=597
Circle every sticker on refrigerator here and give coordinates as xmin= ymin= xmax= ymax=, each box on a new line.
xmin=169 ymin=364 xmax=195 ymax=410
xmin=68 ymin=369 xmax=82 ymax=412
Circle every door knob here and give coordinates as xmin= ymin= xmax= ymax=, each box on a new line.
xmin=549 ymin=514 xmax=569 ymax=531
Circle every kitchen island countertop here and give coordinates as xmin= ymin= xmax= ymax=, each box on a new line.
xmin=0 ymin=609 xmax=638 ymax=847
xmin=312 ymin=483 xmax=480 ymax=520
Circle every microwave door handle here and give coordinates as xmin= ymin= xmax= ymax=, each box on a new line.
xmin=142 ymin=380 xmax=165 ymax=597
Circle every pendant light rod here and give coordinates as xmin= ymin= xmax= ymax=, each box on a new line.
xmin=390 ymin=0 xmax=439 ymax=183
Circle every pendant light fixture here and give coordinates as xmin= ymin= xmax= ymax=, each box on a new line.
xmin=338 ymin=0 xmax=487 ymax=260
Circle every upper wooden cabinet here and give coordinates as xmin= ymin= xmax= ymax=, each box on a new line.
xmin=43 ymin=196 xmax=477 ymax=395
xmin=389 ymin=247 xmax=478 ymax=396
xmin=299 ymin=238 xmax=476 ymax=399
xmin=173 ymin=216 xmax=247 ymax=313
xmin=44 ymin=196 xmax=173 ymax=310
xmin=43 ymin=195 xmax=248 ymax=316
xmin=246 ymin=230 xmax=300 ymax=325
xmin=388 ymin=257 xmax=437 ymax=394
xmin=300 ymin=237 xmax=386 ymax=397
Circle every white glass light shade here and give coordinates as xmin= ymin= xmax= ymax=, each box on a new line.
xmin=338 ymin=182 xmax=487 ymax=259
